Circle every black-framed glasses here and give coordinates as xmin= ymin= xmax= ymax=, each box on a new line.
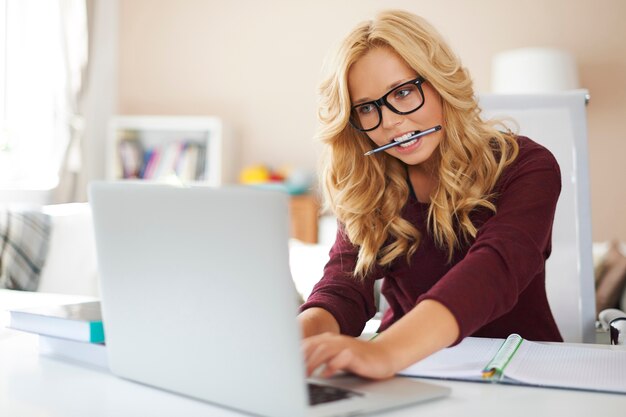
xmin=349 ymin=77 xmax=426 ymax=132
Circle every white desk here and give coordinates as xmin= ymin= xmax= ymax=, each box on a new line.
xmin=1 ymin=329 xmax=625 ymax=417
xmin=2 ymin=290 xmax=625 ymax=416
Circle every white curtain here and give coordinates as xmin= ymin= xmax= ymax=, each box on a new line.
xmin=0 ymin=0 xmax=88 ymax=201
xmin=55 ymin=0 xmax=89 ymax=202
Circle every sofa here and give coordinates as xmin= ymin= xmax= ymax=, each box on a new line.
xmin=0 ymin=203 xmax=99 ymax=297
xmin=0 ymin=202 xmax=330 ymax=307
xmin=0 ymin=203 xmax=99 ymax=338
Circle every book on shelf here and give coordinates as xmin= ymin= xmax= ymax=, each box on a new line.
xmin=118 ymin=138 xmax=144 ymax=179
xmin=152 ymin=140 xmax=184 ymax=180
xmin=126 ymin=139 xmax=207 ymax=181
xmin=194 ymin=143 xmax=207 ymax=181
xmin=399 ymin=333 xmax=626 ymax=394
xmin=142 ymin=146 xmax=162 ymax=179
xmin=38 ymin=334 xmax=108 ymax=370
xmin=177 ymin=142 xmax=199 ymax=181
xmin=9 ymin=301 xmax=104 ymax=343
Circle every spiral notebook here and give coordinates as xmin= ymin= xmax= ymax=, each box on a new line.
xmin=399 ymin=334 xmax=626 ymax=394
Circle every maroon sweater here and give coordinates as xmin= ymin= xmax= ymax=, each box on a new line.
xmin=301 ymin=136 xmax=563 ymax=343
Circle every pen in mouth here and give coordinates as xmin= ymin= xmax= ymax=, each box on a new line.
xmin=364 ymin=125 xmax=442 ymax=156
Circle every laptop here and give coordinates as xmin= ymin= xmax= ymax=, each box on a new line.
xmin=89 ymin=181 xmax=450 ymax=417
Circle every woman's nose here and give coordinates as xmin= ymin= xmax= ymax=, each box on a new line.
xmin=380 ymin=105 xmax=403 ymax=129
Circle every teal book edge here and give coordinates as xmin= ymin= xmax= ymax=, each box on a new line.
xmin=89 ymin=321 xmax=105 ymax=344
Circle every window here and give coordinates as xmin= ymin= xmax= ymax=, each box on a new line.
xmin=0 ymin=0 xmax=82 ymax=190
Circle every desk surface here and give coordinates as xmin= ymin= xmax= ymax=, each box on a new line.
xmin=1 ymin=329 xmax=625 ymax=417
xmin=1 ymin=290 xmax=625 ymax=416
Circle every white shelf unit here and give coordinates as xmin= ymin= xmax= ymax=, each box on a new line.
xmin=106 ymin=116 xmax=231 ymax=186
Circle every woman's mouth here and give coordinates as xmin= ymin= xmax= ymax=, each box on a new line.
xmin=390 ymin=131 xmax=421 ymax=148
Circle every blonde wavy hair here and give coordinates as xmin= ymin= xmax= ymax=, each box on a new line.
xmin=317 ymin=10 xmax=519 ymax=278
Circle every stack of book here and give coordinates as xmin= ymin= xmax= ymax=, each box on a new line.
xmin=8 ymin=301 xmax=108 ymax=370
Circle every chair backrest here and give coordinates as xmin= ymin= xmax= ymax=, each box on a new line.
xmin=479 ymin=90 xmax=596 ymax=343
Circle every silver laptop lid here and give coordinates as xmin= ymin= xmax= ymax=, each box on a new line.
xmin=89 ymin=181 xmax=309 ymax=417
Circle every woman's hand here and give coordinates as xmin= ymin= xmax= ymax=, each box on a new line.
xmin=301 ymin=332 xmax=396 ymax=380
xmin=300 ymin=300 xmax=460 ymax=381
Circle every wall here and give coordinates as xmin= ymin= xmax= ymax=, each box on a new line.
xmin=116 ymin=0 xmax=626 ymax=242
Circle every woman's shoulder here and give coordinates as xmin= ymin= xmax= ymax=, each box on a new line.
xmin=514 ymin=135 xmax=558 ymax=164
xmin=496 ymin=135 xmax=561 ymax=190
xmin=509 ymin=135 xmax=560 ymax=172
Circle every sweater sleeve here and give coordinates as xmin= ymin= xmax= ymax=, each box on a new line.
xmin=299 ymin=222 xmax=379 ymax=336
xmin=417 ymin=147 xmax=562 ymax=344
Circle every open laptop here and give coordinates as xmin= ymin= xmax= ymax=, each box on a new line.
xmin=89 ymin=181 xmax=450 ymax=417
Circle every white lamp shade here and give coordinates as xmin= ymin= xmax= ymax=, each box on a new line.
xmin=491 ymin=47 xmax=580 ymax=93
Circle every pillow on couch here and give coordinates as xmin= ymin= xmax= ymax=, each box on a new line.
xmin=0 ymin=209 xmax=51 ymax=291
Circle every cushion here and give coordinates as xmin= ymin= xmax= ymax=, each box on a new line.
xmin=0 ymin=209 xmax=51 ymax=291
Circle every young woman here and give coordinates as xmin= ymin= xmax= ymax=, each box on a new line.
xmin=298 ymin=10 xmax=563 ymax=380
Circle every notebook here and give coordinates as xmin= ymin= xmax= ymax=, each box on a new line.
xmin=400 ymin=334 xmax=626 ymax=394
xmin=88 ymin=181 xmax=450 ymax=417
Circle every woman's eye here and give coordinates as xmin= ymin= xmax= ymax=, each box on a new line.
xmin=395 ymin=88 xmax=413 ymax=99
xmin=358 ymin=104 xmax=375 ymax=115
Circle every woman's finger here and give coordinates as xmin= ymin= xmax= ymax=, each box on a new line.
xmin=306 ymin=342 xmax=333 ymax=375
xmin=304 ymin=334 xmax=355 ymax=376
xmin=322 ymin=348 xmax=353 ymax=378
xmin=301 ymin=332 xmax=334 ymax=360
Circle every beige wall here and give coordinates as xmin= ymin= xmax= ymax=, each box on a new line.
xmin=118 ymin=0 xmax=626 ymax=242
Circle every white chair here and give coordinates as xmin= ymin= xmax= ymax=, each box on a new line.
xmin=479 ymin=90 xmax=596 ymax=343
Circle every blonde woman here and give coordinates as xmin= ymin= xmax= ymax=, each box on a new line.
xmin=298 ymin=10 xmax=563 ymax=380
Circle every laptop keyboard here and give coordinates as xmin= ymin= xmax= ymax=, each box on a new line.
xmin=308 ymin=382 xmax=363 ymax=406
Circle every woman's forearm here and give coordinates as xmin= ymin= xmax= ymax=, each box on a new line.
xmin=372 ymin=299 xmax=460 ymax=373
xmin=298 ymin=307 xmax=340 ymax=338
